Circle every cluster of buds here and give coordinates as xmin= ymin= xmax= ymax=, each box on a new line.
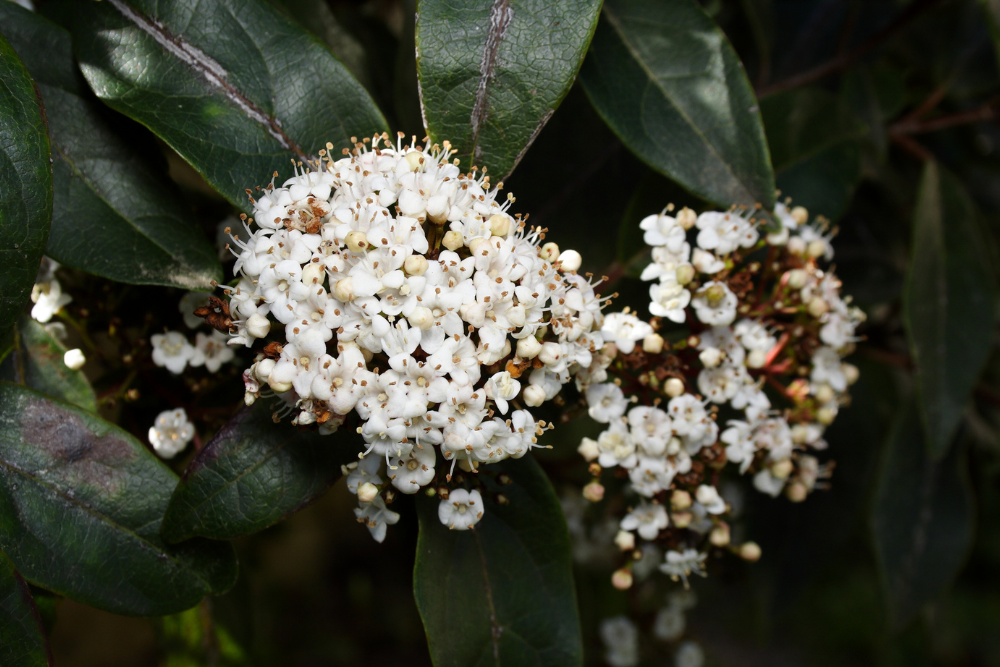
xmin=574 ymin=201 xmax=861 ymax=589
xmin=224 ymin=133 xmax=608 ymax=540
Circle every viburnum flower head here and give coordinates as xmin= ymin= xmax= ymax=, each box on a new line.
xmin=223 ymin=132 xmax=606 ymax=539
xmin=148 ymin=408 xmax=195 ymax=459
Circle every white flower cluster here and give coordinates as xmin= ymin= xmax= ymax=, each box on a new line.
xmin=148 ymin=407 xmax=195 ymax=459
xmin=151 ymin=329 xmax=233 ymax=374
xmin=576 ymin=202 xmax=861 ymax=585
xmin=30 ymin=258 xmax=71 ymax=324
xmin=225 ymin=133 xmax=605 ymax=540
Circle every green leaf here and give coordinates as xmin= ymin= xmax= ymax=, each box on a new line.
xmin=0 ymin=5 xmax=222 ymax=290
xmin=0 ymin=317 xmax=96 ymax=412
xmin=156 ymin=600 xmax=247 ymax=667
xmin=579 ymin=0 xmax=775 ymax=209
xmin=903 ymin=162 xmax=998 ymax=458
xmin=872 ymin=399 xmax=975 ymax=630
xmin=0 ymin=383 xmax=237 ymax=616
xmin=414 ymin=456 xmax=582 ymax=667
xmin=0 ymin=32 xmax=51 ymax=339
xmin=163 ymin=402 xmax=352 ymax=543
xmin=67 ymin=0 xmax=388 ymax=209
xmin=416 ymin=0 xmax=602 ymax=179
xmin=760 ymin=87 xmax=866 ymax=221
xmin=0 ymin=550 xmax=52 ymax=667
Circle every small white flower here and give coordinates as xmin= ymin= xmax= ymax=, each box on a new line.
xmin=600 ymin=616 xmax=639 ymax=667
xmin=620 ymin=501 xmax=669 ymax=540
xmin=660 ymin=548 xmax=707 ymax=586
xmin=649 ymin=280 xmax=691 ymax=323
xmin=484 ymin=371 xmax=520 ymax=415
xmin=438 ymin=488 xmax=484 ymax=530
xmin=148 ymin=408 xmax=195 ymax=459
xmin=691 ymin=248 xmax=726 ymax=274
xmin=695 ymin=210 xmax=759 ymax=255
xmin=695 ymin=484 xmax=726 ymax=514
xmin=601 ymin=312 xmax=653 ymax=355
xmin=388 ymin=445 xmax=436 ymax=493
xmin=151 ymin=331 xmax=196 ymax=374
xmin=63 ymin=348 xmax=85 ymax=370
xmin=354 ymin=496 xmax=400 ymax=543
xmin=810 ymin=346 xmax=847 ymax=392
xmin=190 ymin=330 xmax=235 ymax=372
xmin=586 ymin=382 xmax=628 ymax=423
xmin=753 ymin=469 xmax=785 ymax=497
xmin=639 ymin=212 xmax=687 ymax=254
xmin=691 ymin=281 xmax=737 ymax=326
xmin=30 ymin=278 xmax=71 ymax=323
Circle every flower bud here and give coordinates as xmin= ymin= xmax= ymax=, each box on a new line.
xmin=814 ymin=383 xmax=835 ymax=405
xmin=611 ymin=568 xmax=633 ymax=590
xmin=770 ymin=459 xmax=793 ymax=480
xmin=334 ymin=277 xmax=355 ymax=302
xmin=268 ymin=375 xmax=293 ymax=393
xmin=247 ymin=313 xmax=271 ymax=339
xmin=786 ymin=481 xmax=808 ymax=503
xmin=807 ymin=239 xmax=827 ymax=258
xmin=345 ymin=230 xmax=369 ymax=253
xmin=786 ymin=269 xmax=807 ymax=289
xmin=522 ymin=384 xmax=546 ymax=407
xmin=672 ymin=511 xmax=693 ymax=529
xmin=643 ymin=333 xmax=664 ymax=354
xmin=539 ymin=342 xmax=562 ymax=366
xmin=578 ymin=437 xmax=600 ymax=461
xmin=408 ymin=306 xmax=434 ymax=330
xmin=791 ymin=206 xmax=809 ymax=225
xmin=790 ymin=424 xmax=811 ymax=445
xmin=357 ymin=482 xmax=379 ymax=503
xmin=699 ymin=347 xmax=723 ymax=368
xmin=405 ymin=150 xmax=424 ymax=171
xmin=254 ymin=358 xmax=276 ymax=381
xmin=677 ymin=206 xmax=697 ymax=230
xmin=615 ymin=530 xmax=635 ymax=552
xmin=442 ymin=230 xmax=464 ymax=251
xmin=746 ymin=349 xmax=767 ymax=369
xmin=664 ymin=378 xmax=685 ymax=398
xmin=704 ymin=283 xmax=727 ymax=307
xmin=709 ymin=523 xmax=731 ymax=547
xmin=671 ymin=489 xmax=692 ymax=510
xmin=816 ymin=406 xmax=837 ymax=425
xmin=807 ymin=297 xmax=829 ymax=318
xmin=675 ymin=264 xmax=695 ymax=285
xmin=582 ymin=481 xmax=605 ymax=502
xmin=557 ymin=249 xmax=582 ymax=272
xmin=488 ymin=213 xmax=510 ymax=237
xmin=842 ymin=363 xmax=860 ymax=385
xmin=739 ymin=541 xmax=762 ymax=562
xmin=787 ymin=236 xmax=806 ymax=256
xmin=404 ymin=254 xmax=428 ymax=276
xmin=516 ymin=336 xmax=542 ymax=359
xmin=540 ymin=242 xmax=560 ymax=262
xmin=507 ymin=304 xmax=526 ymax=327
xmin=302 ymin=262 xmax=325 ymax=286
xmin=63 ymin=348 xmax=85 ymax=370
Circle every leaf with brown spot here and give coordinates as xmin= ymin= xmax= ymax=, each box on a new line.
xmin=0 ymin=382 xmax=237 ymax=617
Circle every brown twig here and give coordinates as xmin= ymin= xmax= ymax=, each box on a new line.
xmin=757 ymin=0 xmax=949 ymax=97
xmin=890 ymin=102 xmax=998 ymax=135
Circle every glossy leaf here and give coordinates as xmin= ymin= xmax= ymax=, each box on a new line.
xmin=0 ymin=550 xmax=52 ymax=667
xmin=414 ymin=456 xmax=582 ymax=667
xmin=416 ymin=0 xmax=602 ymax=179
xmin=0 ymin=5 xmax=222 ymax=290
xmin=903 ymin=162 xmax=997 ymax=458
xmin=69 ymin=0 xmax=388 ymax=209
xmin=872 ymin=399 xmax=974 ymax=630
xmin=163 ymin=402 xmax=353 ymax=543
xmin=579 ymin=0 xmax=775 ymax=209
xmin=0 ymin=383 xmax=237 ymax=616
xmin=760 ymin=87 xmax=866 ymax=220
xmin=0 ymin=317 xmax=97 ymax=412
xmin=0 ymin=33 xmax=51 ymax=339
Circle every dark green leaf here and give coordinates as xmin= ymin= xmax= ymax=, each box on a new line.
xmin=903 ymin=162 xmax=997 ymax=458
xmin=760 ymin=87 xmax=866 ymax=220
xmin=0 ymin=550 xmax=52 ymax=667
xmin=414 ymin=456 xmax=582 ymax=667
xmin=0 ymin=383 xmax=237 ymax=616
xmin=0 ymin=317 xmax=97 ymax=412
xmin=579 ymin=0 xmax=775 ymax=209
xmin=416 ymin=0 xmax=602 ymax=179
xmin=0 ymin=5 xmax=222 ymax=290
xmin=0 ymin=33 xmax=51 ymax=339
xmin=872 ymin=399 xmax=975 ymax=630
xmin=163 ymin=402 xmax=353 ymax=543
xmin=68 ymin=0 xmax=388 ymax=209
